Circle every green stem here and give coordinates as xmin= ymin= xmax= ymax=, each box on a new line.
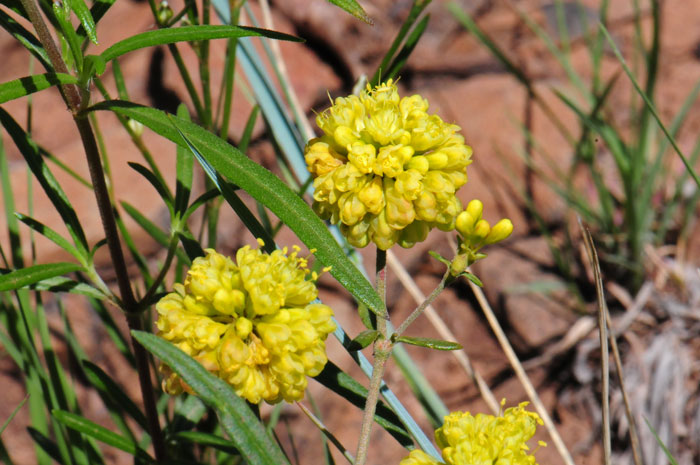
xmin=355 ymin=249 xmax=389 ymax=465
xmin=393 ymin=269 xmax=449 ymax=338
xmin=19 ymin=1 xmax=166 ymax=459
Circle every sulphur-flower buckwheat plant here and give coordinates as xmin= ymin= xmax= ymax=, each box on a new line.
xmin=399 ymin=401 xmax=545 ymax=465
xmin=304 ymin=79 xmax=473 ymax=250
xmin=155 ymin=242 xmax=336 ymax=404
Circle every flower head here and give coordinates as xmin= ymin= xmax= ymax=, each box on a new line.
xmin=155 ymin=243 xmax=336 ymax=404
xmin=305 ymin=79 xmax=472 ymax=250
xmin=399 ymin=401 xmax=545 ymax=465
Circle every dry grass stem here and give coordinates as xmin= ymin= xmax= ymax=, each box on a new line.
xmin=581 ymin=224 xmax=612 ymax=465
xmin=296 ymin=402 xmax=355 ymax=464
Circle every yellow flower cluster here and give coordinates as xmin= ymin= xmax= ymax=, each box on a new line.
xmin=305 ymin=80 xmax=472 ymax=250
xmin=400 ymin=402 xmax=544 ymax=465
xmin=155 ymin=244 xmax=336 ymax=404
xmin=450 ymin=199 xmax=513 ymax=275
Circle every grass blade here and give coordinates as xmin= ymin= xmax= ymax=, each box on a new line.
xmin=0 ymin=73 xmax=78 ymax=104
xmin=327 ymin=0 xmax=372 ymax=24
xmin=0 ymin=262 xmax=83 ymax=291
xmin=99 ymin=25 xmax=303 ymax=63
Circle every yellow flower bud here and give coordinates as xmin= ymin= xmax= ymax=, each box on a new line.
xmin=485 ymin=218 xmax=513 ymax=244
xmin=455 ymin=210 xmax=476 ymax=236
xmin=472 ymin=218 xmax=491 ymax=240
xmin=466 ymin=199 xmax=483 ymax=221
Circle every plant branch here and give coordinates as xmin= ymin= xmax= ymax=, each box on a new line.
xmin=393 ymin=269 xmax=449 ymax=338
xmin=355 ymin=249 xmax=390 ymax=465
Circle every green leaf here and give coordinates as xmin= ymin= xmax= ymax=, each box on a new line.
xmin=52 ymin=410 xmax=152 ymax=459
xmin=0 ymin=263 xmax=83 ymax=292
xmin=173 ymin=124 xmax=275 ymax=250
xmin=327 ymin=0 xmax=372 ymax=24
xmin=0 ymin=73 xmax=77 ymax=104
xmin=66 ymin=0 xmax=97 ymax=44
xmin=0 ymin=9 xmax=52 ymax=70
xmin=393 ymin=336 xmax=462 ymax=351
xmin=428 ymin=250 xmax=450 ymax=267
xmin=0 ymin=108 xmax=89 ymax=253
xmin=128 ymin=162 xmax=173 ymax=206
xmin=461 ymin=272 xmax=483 ymax=287
xmin=82 ymin=55 xmax=106 ymax=78
xmin=172 ymin=431 xmax=239 ymax=454
xmin=0 ymin=394 xmax=28 ymax=435
xmin=16 ymin=213 xmax=84 ymax=263
xmin=120 ymin=201 xmax=189 ymax=264
xmin=314 ymin=361 xmax=413 ymax=448
xmin=644 ymin=417 xmax=679 ymax=465
xmin=174 ymin=104 xmax=193 ymax=216
xmin=100 ymin=25 xmax=302 ymax=63
xmin=81 ymin=362 xmax=149 ymax=431
xmin=93 ymin=101 xmax=385 ymax=315
xmin=384 ymin=14 xmax=430 ymax=82
xmin=348 ymin=330 xmax=380 ymax=350
xmin=131 ymin=331 xmax=291 ymax=465
xmin=27 ymin=276 xmax=105 ymax=299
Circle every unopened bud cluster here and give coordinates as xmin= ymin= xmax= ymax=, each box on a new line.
xmin=450 ymin=199 xmax=513 ymax=275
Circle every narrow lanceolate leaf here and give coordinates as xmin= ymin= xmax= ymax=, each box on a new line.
xmin=348 ymin=330 xmax=380 ymax=350
xmin=52 ymin=410 xmax=152 ymax=459
xmin=0 ymin=263 xmax=83 ymax=292
xmin=66 ymin=0 xmax=97 ymax=44
xmin=28 ymin=277 xmax=105 ymax=299
xmin=100 ymin=25 xmax=302 ymax=63
xmin=0 ymin=73 xmax=77 ymax=104
xmin=394 ymin=336 xmax=462 ymax=351
xmin=132 ymin=331 xmax=291 ymax=465
xmin=16 ymin=213 xmax=83 ymax=263
xmin=92 ymin=101 xmax=385 ymax=315
xmin=327 ymin=0 xmax=372 ymax=24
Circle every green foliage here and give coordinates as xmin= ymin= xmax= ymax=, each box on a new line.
xmin=449 ymin=1 xmax=700 ymax=293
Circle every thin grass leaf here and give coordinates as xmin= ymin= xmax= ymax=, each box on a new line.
xmin=132 ymin=331 xmax=291 ymax=465
xmin=16 ymin=214 xmax=84 ymax=263
xmin=128 ymin=162 xmax=174 ymax=207
xmin=0 ymin=263 xmax=83 ymax=291
xmin=0 ymin=394 xmax=28 ymax=435
xmin=0 ymin=133 xmax=23 ymax=268
xmin=81 ymin=362 xmax=149 ymax=431
xmin=120 ymin=201 xmax=190 ymax=264
xmin=0 ymin=108 xmax=89 ymax=254
xmin=66 ymin=0 xmax=97 ymax=44
xmin=448 ymin=2 xmax=531 ymax=89
xmin=174 ymin=125 xmax=275 ymax=251
xmin=27 ymin=276 xmax=105 ymax=298
xmin=394 ymin=336 xmax=462 ymax=351
xmin=93 ymin=101 xmax=385 ymax=315
xmin=27 ymin=428 xmax=62 ymax=464
xmin=371 ymin=0 xmax=431 ymax=86
xmin=643 ymin=417 xmax=679 ymax=465
xmin=175 ymin=104 xmax=194 ymax=216
xmin=173 ymin=431 xmax=239 ymax=454
xmin=0 ymin=73 xmax=78 ymax=104
xmin=0 ymin=9 xmax=52 ymax=70
xmin=52 ymin=0 xmax=84 ymax=71
xmin=52 ymin=410 xmax=152 ymax=459
xmin=99 ymin=25 xmax=302 ymax=63
xmin=314 ymin=362 xmax=413 ymax=448
xmin=384 ymin=14 xmax=429 ymax=82
xmin=599 ymin=23 xmax=700 ymax=189
xmin=76 ymin=0 xmax=115 ymax=42
xmin=327 ymin=0 xmax=371 ymax=24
